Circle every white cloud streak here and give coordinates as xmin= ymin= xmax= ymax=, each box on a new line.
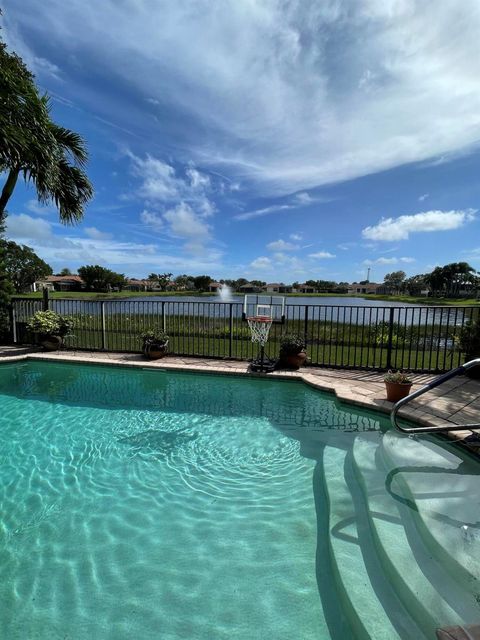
xmin=6 ymin=1 xmax=480 ymax=194
xmin=267 ymin=239 xmax=299 ymax=251
xmin=363 ymin=256 xmax=416 ymax=266
xmin=5 ymin=213 xmax=223 ymax=275
xmin=362 ymin=209 xmax=476 ymax=241
xmin=84 ymin=227 xmax=112 ymax=240
xmin=250 ymin=256 xmax=272 ymax=270
xmin=308 ymin=251 xmax=336 ymax=259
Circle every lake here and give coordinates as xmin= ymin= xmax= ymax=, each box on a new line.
xmin=125 ymin=295 xmax=424 ymax=307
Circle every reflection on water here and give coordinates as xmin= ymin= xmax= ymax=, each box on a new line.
xmin=1 ymin=361 xmax=385 ymax=436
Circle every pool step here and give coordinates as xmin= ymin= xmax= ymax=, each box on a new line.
xmin=380 ymin=431 xmax=480 ymax=594
xmin=323 ymin=445 xmax=424 ymax=640
xmin=353 ymin=433 xmax=480 ymax=639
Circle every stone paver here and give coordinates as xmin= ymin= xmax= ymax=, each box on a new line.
xmin=1 ymin=346 xmax=479 ymax=451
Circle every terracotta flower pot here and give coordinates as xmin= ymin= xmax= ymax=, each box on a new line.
xmin=280 ymin=351 xmax=308 ymax=370
xmin=385 ymin=381 xmax=412 ymax=402
xmin=143 ymin=341 xmax=169 ymax=359
xmin=40 ymin=335 xmax=63 ymax=351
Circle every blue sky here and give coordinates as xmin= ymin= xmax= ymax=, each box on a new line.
xmin=2 ymin=1 xmax=480 ymax=283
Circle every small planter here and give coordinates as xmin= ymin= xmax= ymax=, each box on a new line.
xmin=280 ymin=351 xmax=308 ymax=370
xmin=385 ymin=381 xmax=412 ymax=402
xmin=143 ymin=341 xmax=169 ymax=360
xmin=40 ymin=335 xmax=63 ymax=351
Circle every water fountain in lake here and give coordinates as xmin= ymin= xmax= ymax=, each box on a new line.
xmin=217 ymin=284 xmax=233 ymax=302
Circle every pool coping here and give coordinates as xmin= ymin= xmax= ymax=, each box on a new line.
xmin=2 ymin=350 xmax=479 ymax=454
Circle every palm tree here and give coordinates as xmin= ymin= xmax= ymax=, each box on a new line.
xmin=0 ymin=97 xmax=93 ymax=223
xmin=0 ymin=30 xmax=93 ymax=224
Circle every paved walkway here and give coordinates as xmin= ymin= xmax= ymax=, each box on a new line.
xmin=1 ymin=347 xmax=479 ymax=449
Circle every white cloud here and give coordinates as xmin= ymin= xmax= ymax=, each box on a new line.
xmin=250 ymin=256 xmax=273 ymax=270
xmin=362 ymin=209 xmax=476 ymax=241
xmin=163 ymin=202 xmax=211 ymax=242
xmin=129 ymin=154 xmax=181 ymax=201
xmin=26 ymin=199 xmax=56 ymax=216
xmin=186 ymin=167 xmax=211 ymax=190
xmin=363 ymin=256 xmax=416 ymax=265
xmin=140 ymin=209 xmax=164 ymax=232
xmin=235 ymin=203 xmax=296 ymax=222
xmin=267 ymin=239 xmax=299 ymax=251
xmin=5 ymin=213 xmax=225 ymax=275
xmin=418 ymin=193 xmax=429 ymax=202
xmin=308 ymin=251 xmax=336 ymax=259
xmin=235 ymin=193 xmax=332 ymax=221
xmin=84 ymin=227 xmax=113 ymax=240
xmin=129 ymin=154 xmax=216 ymax=256
xmin=128 ymin=153 xmax=215 ymax=217
xmin=294 ymin=192 xmax=313 ymax=205
xmin=6 ymin=214 xmax=53 ymax=241
xmin=7 ymin=2 xmax=480 ymax=194
xmin=290 ymin=233 xmax=302 ymax=241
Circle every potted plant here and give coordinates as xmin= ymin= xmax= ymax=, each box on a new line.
xmin=384 ymin=370 xmax=413 ymax=402
xmin=457 ymin=317 xmax=480 ymax=379
xmin=26 ymin=310 xmax=75 ymax=351
xmin=278 ymin=333 xmax=307 ymax=369
xmin=141 ymin=329 xmax=169 ymax=359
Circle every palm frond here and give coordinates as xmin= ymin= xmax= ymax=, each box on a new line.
xmin=50 ymin=124 xmax=89 ymax=166
xmin=48 ymin=158 xmax=94 ymax=225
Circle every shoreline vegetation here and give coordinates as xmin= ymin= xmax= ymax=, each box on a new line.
xmin=13 ymin=290 xmax=480 ymax=306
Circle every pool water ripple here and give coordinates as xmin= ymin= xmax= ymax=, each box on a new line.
xmin=0 ymin=361 xmax=376 ymax=639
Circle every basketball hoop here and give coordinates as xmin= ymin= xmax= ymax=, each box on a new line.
xmin=246 ymin=311 xmax=276 ymax=372
xmin=247 ymin=315 xmax=273 ymax=346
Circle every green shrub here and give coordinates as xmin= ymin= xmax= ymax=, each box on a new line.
xmin=279 ymin=333 xmax=306 ymax=356
xmin=26 ymin=310 xmax=74 ymax=337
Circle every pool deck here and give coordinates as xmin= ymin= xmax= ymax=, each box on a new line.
xmin=1 ymin=346 xmax=479 ymax=450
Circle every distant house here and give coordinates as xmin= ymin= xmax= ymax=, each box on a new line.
xmin=209 ymin=282 xmax=222 ymax=293
xmin=296 ymin=283 xmax=316 ymax=294
xmin=125 ymin=279 xmax=149 ymax=292
xmin=239 ymin=282 xmax=258 ymax=294
xmin=33 ymin=275 xmax=85 ymax=292
xmin=347 ymin=282 xmax=383 ymax=295
xmin=265 ymin=283 xmax=293 ymax=293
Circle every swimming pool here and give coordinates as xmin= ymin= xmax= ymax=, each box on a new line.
xmin=1 ymin=360 xmax=479 ymax=639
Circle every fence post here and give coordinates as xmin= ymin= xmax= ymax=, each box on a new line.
xmin=304 ymin=305 xmax=309 ymax=343
xmin=386 ymin=307 xmax=395 ymax=369
xmin=229 ymin=303 xmax=233 ymax=358
xmin=162 ymin=301 xmax=166 ymax=333
xmin=9 ymin=304 xmax=16 ymax=344
xmin=101 ymin=301 xmax=106 ymax=350
xmin=42 ymin=287 xmax=49 ymax=311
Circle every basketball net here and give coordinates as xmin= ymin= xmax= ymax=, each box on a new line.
xmin=247 ymin=315 xmax=273 ymax=347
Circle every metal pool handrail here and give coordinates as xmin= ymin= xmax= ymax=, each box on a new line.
xmin=391 ymin=358 xmax=480 ymax=434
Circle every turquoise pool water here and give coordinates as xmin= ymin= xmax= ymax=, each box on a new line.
xmin=1 ymin=361 xmax=479 ymax=639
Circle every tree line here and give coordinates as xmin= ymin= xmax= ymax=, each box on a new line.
xmin=383 ymin=263 xmax=479 ymax=297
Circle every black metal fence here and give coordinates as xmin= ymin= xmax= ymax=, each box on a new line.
xmin=10 ymin=297 xmax=480 ymax=372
